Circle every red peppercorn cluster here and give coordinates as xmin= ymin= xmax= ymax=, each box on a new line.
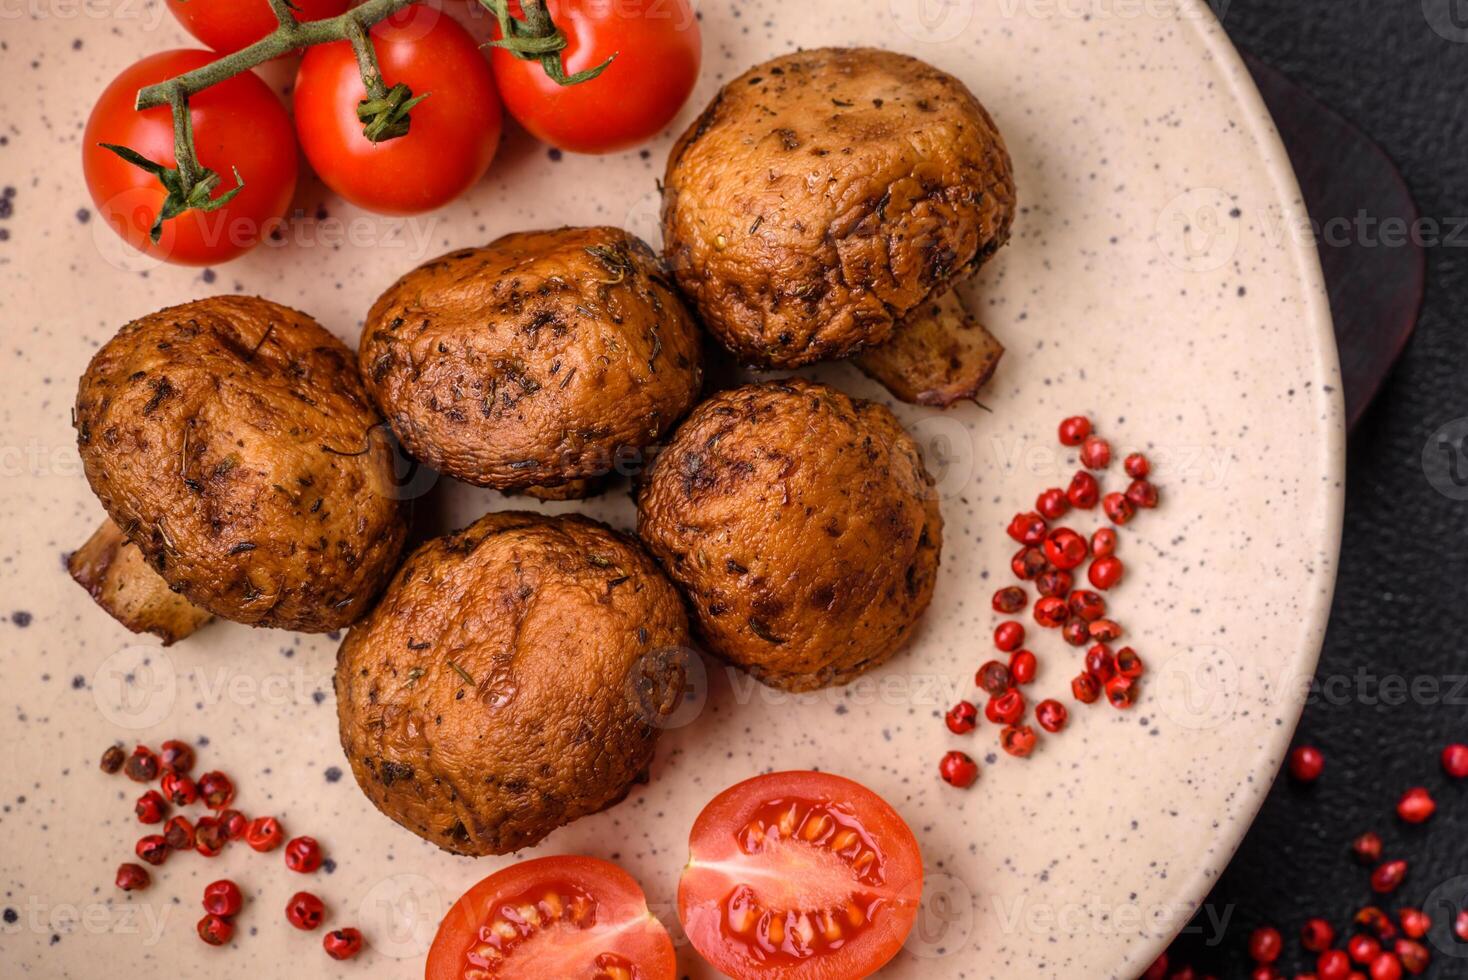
xmin=943 ymin=416 xmax=1162 ymax=782
xmin=100 ymin=739 xmax=361 ymax=960
xmin=1159 ymin=739 xmax=1468 ymax=979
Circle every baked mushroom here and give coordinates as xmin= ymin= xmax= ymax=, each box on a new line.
xmin=72 ymin=295 xmax=408 ymax=636
xmin=661 ymin=46 xmax=1015 ymax=376
xmin=636 ymin=379 xmax=942 ymax=691
xmin=359 ymin=226 xmax=702 ymax=496
xmin=335 ymin=511 xmax=690 ymax=856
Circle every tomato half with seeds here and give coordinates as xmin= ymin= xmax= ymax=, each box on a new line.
xmin=678 ymin=771 xmax=923 ymax=979
xmin=425 ymin=855 xmax=675 ymax=980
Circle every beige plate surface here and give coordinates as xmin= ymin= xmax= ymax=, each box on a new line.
xmin=0 ymin=1 xmax=1342 ymax=977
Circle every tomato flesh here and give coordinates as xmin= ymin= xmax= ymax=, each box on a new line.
xmin=679 ymin=772 xmax=923 ymax=979
xmin=426 ymin=856 xmax=674 ymax=980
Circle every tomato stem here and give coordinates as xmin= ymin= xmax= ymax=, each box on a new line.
xmin=479 ymin=0 xmax=617 ymax=86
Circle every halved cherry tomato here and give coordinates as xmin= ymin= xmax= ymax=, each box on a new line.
xmin=491 ymin=0 xmax=700 ymax=154
xmin=82 ymin=50 xmax=298 ymax=265
xmin=425 ymin=855 xmax=675 ymax=980
xmin=294 ymin=4 xmax=502 ymax=215
xmin=678 ymin=771 xmax=924 ymax=979
xmin=167 ymin=0 xmax=352 ymax=54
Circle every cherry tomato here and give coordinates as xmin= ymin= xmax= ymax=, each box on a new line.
xmin=82 ymin=50 xmax=298 ymax=265
xmin=294 ymin=5 xmax=502 ymax=215
xmin=491 ymin=0 xmax=700 ymax=154
xmin=678 ymin=771 xmax=924 ymax=979
xmin=167 ymin=0 xmax=351 ymax=55
xmin=425 ymin=855 xmax=675 ymax=980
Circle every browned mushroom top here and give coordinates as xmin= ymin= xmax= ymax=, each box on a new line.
xmin=74 ymin=295 xmax=408 ymax=632
xmin=662 ymin=47 xmax=1015 ymax=367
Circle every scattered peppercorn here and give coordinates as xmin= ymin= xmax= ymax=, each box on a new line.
xmin=159 ymin=739 xmax=195 ymax=774
xmin=1124 ymin=452 xmax=1150 ymax=478
xmin=1087 ymin=555 xmax=1124 ymax=590
xmin=323 ymin=927 xmax=363 ymax=960
xmin=945 ymin=701 xmax=978 ymax=734
xmin=939 ymin=751 xmax=978 ymax=788
xmin=1036 ymin=487 xmax=1069 ymax=519
xmin=1348 ymin=934 xmax=1382 ymax=965
xmin=1114 ymin=647 xmax=1144 ymax=679
xmin=1090 ymin=527 xmax=1117 ymax=558
xmin=1102 ymin=491 xmax=1135 ymax=525
xmin=994 ymin=621 xmax=1026 ymax=652
xmin=1079 ymin=435 xmax=1112 ymax=469
xmin=1370 ymin=951 xmax=1403 ymax=980
xmin=1043 ymin=528 xmax=1087 ymax=570
xmin=164 ymin=815 xmax=196 ymax=851
xmin=1301 ymin=917 xmax=1335 ymax=952
xmin=1071 ymin=672 xmax=1100 ymax=703
xmin=1006 ymin=511 xmax=1049 ymax=546
xmin=1393 ymin=938 xmax=1429 ymax=974
xmin=1008 ymin=650 xmax=1037 ymax=685
xmin=1084 ymin=644 xmax=1116 ymax=682
xmin=976 ymin=661 xmax=1012 ymax=697
xmin=1395 ymin=787 xmax=1435 ymax=824
xmin=1036 ymin=699 xmax=1067 ymax=733
xmin=135 ymin=835 xmax=169 ymax=866
xmin=1033 ymin=596 xmax=1069 ymax=627
xmin=1287 ymin=745 xmax=1324 ymax=783
xmin=245 ymin=816 xmax=284 ymax=853
xmin=993 ymin=586 xmax=1028 ymax=614
xmin=1011 ymin=546 xmax=1047 ymax=580
xmin=195 ymin=816 xmax=228 ymax=857
xmin=1398 ymin=909 xmax=1430 ymax=940
xmin=1000 ymin=724 xmax=1036 ymax=757
xmin=1248 ymin=925 xmax=1283 ymax=963
xmin=115 ymin=863 xmax=151 ymax=892
xmin=197 ymin=771 xmax=235 ymax=810
xmin=285 ymin=836 xmax=323 ymax=873
xmin=197 ymin=913 xmax=234 ymax=947
xmin=123 ymin=745 xmax=159 ymax=782
xmin=203 ymin=880 xmax=244 ymax=918
xmin=161 ymin=770 xmax=198 ymax=807
xmin=287 ymin=891 xmax=326 ymax=931
xmin=1104 ymin=674 xmax=1137 ymax=709
xmin=135 ymin=789 xmax=169 ymax=824
xmin=1061 ymin=618 xmax=1091 ymax=647
xmin=1370 ymin=859 xmax=1407 ymax=894
xmin=1058 ymin=416 xmax=1092 ymax=446
xmin=1317 ymin=949 xmax=1350 ymax=980
xmin=1442 ymin=743 xmax=1468 ymax=779
xmin=1035 ymin=568 xmax=1074 ymax=598
xmin=986 ymin=689 xmax=1025 ymax=726
xmin=219 ymin=809 xmax=249 ymax=840
xmin=1088 ymin=619 xmax=1123 ymax=643
xmin=1126 ymin=478 xmax=1159 ymax=509
xmin=1066 ymin=470 xmax=1100 ymax=509
xmin=1351 ymin=831 xmax=1382 ymax=865
xmin=100 ymin=745 xmax=125 ymax=774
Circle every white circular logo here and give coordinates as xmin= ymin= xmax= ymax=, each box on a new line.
xmin=902 ymin=871 xmax=976 ymax=959
xmin=1422 ymin=417 xmax=1468 ymax=501
xmin=1153 ymin=643 xmax=1242 ymax=732
xmin=359 ymin=873 xmax=444 ymax=959
xmin=90 ymin=187 xmax=167 ymax=275
xmin=1155 ymin=187 xmax=1241 ymax=273
xmin=92 ymin=644 xmax=177 ymax=729
xmin=1423 ymin=0 xmax=1468 ymax=42
xmin=891 ymin=0 xmax=976 ymax=44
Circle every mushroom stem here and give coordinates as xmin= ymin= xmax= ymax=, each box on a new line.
xmin=854 ymin=289 xmax=1005 ymax=408
xmin=69 ymin=518 xmax=213 ymax=646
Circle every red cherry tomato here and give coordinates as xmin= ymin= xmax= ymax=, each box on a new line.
xmin=82 ymin=50 xmax=298 ymax=265
xmin=293 ymin=5 xmax=502 ymax=215
xmin=167 ymin=0 xmax=352 ymax=55
xmin=425 ymin=855 xmax=675 ymax=980
xmin=491 ymin=0 xmax=700 ymax=154
xmin=678 ymin=771 xmax=924 ymax=979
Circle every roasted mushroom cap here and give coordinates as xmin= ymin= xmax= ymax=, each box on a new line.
xmin=661 ymin=47 xmax=1015 ymax=368
xmin=73 ymin=295 xmax=408 ymax=633
xmin=335 ymin=511 xmax=690 ymax=856
xmin=636 ymin=379 xmax=942 ymax=691
xmin=359 ymin=226 xmax=703 ymax=493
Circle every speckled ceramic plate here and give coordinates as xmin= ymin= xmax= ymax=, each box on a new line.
xmin=0 ymin=1 xmax=1343 ymax=977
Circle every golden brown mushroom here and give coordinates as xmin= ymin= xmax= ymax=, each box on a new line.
xmin=661 ymin=46 xmax=1015 ymax=386
xmin=335 ymin=511 xmax=690 ymax=855
xmin=72 ymin=295 xmax=408 ymax=635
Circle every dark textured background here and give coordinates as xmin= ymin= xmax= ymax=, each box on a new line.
xmin=1162 ymin=1 xmax=1468 ymax=975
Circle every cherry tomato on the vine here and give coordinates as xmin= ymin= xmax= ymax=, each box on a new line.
xmin=167 ymin=0 xmax=352 ymax=55
xmin=294 ymin=4 xmax=503 ymax=215
xmin=491 ymin=0 xmax=701 ymax=154
xmin=82 ymin=50 xmax=298 ymax=265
